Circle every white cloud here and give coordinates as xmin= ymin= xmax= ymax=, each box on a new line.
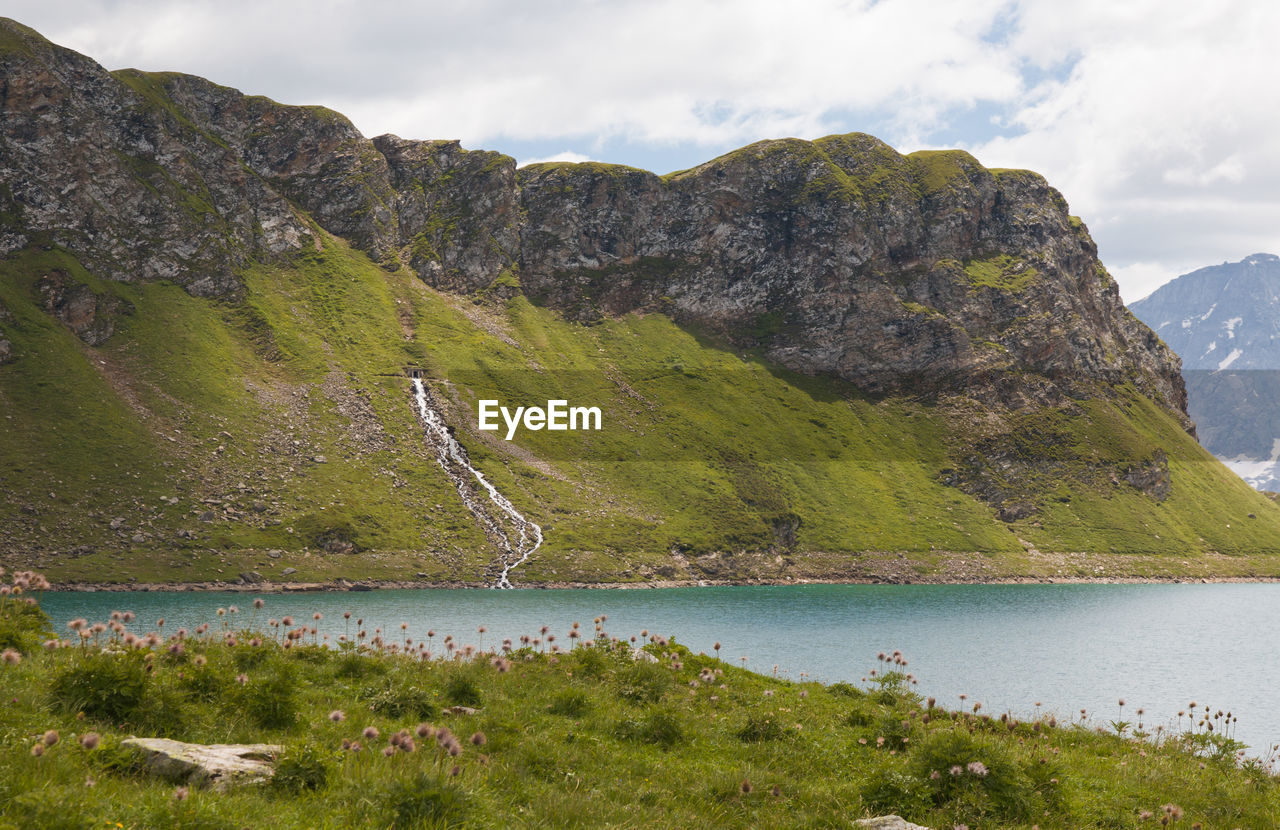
xmin=517 ymin=151 xmax=593 ymax=168
xmin=8 ymin=0 xmax=1024 ymax=146
xmin=9 ymin=0 xmax=1280 ymax=296
xmin=1110 ymin=262 xmax=1187 ymax=304
xmin=970 ymin=0 xmax=1280 ymax=290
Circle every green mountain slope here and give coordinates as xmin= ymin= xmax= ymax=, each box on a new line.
xmin=3 ymin=16 xmax=1280 ymax=585
xmin=3 ymin=235 xmax=1279 ymax=586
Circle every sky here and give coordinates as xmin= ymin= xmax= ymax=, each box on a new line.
xmin=9 ymin=0 xmax=1280 ymax=301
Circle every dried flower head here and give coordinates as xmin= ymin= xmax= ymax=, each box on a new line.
xmin=80 ymin=732 xmax=100 ymax=750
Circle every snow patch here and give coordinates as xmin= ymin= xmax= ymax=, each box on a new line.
xmin=1200 ymin=303 xmax=1218 ymax=321
xmin=1225 ymin=316 xmax=1243 ymax=338
xmin=1223 ymin=454 xmax=1280 ymax=492
xmin=1218 ymin=348 xmax=1243 ymax=370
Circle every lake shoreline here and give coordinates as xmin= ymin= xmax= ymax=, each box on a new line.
xmin=45 ymin=574 xmax=1280 ymax=592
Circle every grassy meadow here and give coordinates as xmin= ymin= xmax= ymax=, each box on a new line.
xmin=1 ymin=572 xmax=1277 ymax=828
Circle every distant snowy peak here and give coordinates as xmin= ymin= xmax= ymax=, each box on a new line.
xmin=1132 ymin=253 xmax=1280 ymax=372
xmin=1131 ymin=254 xmax=1280 ymax=490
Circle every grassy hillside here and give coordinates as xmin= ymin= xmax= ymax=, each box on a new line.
xmin=3 ymin=238 xmax=1280 ymax=585
xmin=1 ymin=590 xmax=1276 ymax=828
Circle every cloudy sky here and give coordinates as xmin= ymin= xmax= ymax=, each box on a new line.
xmin=10 ymin=0 xmax=1279 ymax=300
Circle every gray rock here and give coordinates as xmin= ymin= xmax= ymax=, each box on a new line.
xmin=122 ymin=737 xmax=281 ymax=790
xmin=854 ymin=817 xmax=931 ymax=830
xmin=34 ymin=271 xmax=133 ymax=345
xmin=442 ymin=706 xmax=479 ymax=716
xmin=238 ymin=571 xmax=263 ymax=584
xmin=0 ymin=339 xmax=12 ymax=364
xmin=281 ymin=567 xmax=297 ymax=576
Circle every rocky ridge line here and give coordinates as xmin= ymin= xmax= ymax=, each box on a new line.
xmin=0 ymin=16 xmax=1185 ymax=418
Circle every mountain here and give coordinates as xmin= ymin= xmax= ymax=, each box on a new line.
xmin=1130 ymin=253 xmax=1280 ymax=490
xmin=3 ymin=18 xmax=1279 ymax=587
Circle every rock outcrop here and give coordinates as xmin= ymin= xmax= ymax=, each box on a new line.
xmin=122 ymin=737 xmax=280 ymax=790
xmin=854 ymin=817 xmax=931 ymax=830
xmin=0 ymin=16 xmax=1186 ymax=419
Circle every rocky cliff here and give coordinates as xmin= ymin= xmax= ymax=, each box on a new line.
xmin=0 ymin=17 xmax=1185 ymax=418
xmin=6 ymin=17 xmax=1270 ymax=586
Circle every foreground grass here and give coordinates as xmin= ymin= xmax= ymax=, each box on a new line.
xmin=1 ymin=581 xmax=1277 ymax=828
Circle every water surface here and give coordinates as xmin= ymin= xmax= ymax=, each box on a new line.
xmin=40 ymin=583 xmax=1280 ymax=754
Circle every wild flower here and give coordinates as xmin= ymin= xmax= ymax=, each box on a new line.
xmin=193 ymin=655 xmax=207 ymax=667
xmin=448 ymin=743 xmax=461 ymax=757
xmin=30 ymin=743 xmax=43 ymax=757
xmin=363 ymin=726 xmax=379 ymax=740
xmin=42 ymin=730 xmax=59 ymax=747
xmin=949 ymin=765 xmax=963 ymax=776
xmin=382 ymin=746 xmax=396 ymax=757
xmin=416 ymin=724 xmax=435 ymax=739
xmin=739 ymin=779 xmax=752 ymax=794
xmin=79 ymin=733 xmax=100 ymax=750
xmin=236 ymin=674 xmax=249 ymax=685
xmin=966 ymin=761 xmax=988 ymax=777
xmin=329 ymin=710 xmax=345 ymax=722
xmin=449 ymin=764 xmax=461 ymax=777
xmin=254 ymin=598 xmax=265 ymax=609
xmin=174 ymin=786 xmax=189 ymax=801
xmin=470 ymin=732 xmax=486 ymax=747
xmin=2 ymin=649 xmax=21 ymax=665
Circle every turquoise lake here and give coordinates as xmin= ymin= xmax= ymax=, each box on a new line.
xmin=40 ymin=583 xmax=1280 ymax=755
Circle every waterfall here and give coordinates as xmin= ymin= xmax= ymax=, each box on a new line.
xmin=411 ymin=378 xmax=542 ymax=588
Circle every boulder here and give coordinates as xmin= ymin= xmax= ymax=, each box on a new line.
xmin=854 ymin=817 xmax=931 ymax=830
xmin=122 ymin=737 xmax=280 ymax=790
